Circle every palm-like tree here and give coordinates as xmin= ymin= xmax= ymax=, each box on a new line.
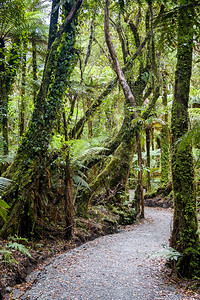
xmin=0 ymin=0 xmax=25 ymax=154
xmin=17 ymin=0 xmax=49 ymax=136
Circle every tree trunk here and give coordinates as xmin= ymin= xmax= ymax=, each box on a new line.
xmin=19 ymin=42 xmax=27 ymax=137
xmin=0 ymin=0 xmax=83 ymax=238
xmin=145 ymin=127 xmax=151 ymax=190
xmin=32 ymin=36 xmax=38 ymax=104
xmin=170 ymin=0 xmax=200 ymax=277
xmin=160 ymin=63 xmax=169 ymax=185
xmin=64 ymin=148 xmax=74 ymax=239
xmin=63 ymin=111 xmax=74 ymax=239
xmin=0 ymin=38 xmax=8 ymax=155
xmin=135 ymin=132 xmax=144 ymax=218
xmin=76 ymin=137 xmax=135 ymax=216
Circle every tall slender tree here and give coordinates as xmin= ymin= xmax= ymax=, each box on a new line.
xmin=170 ymin=0 xmax=200 ymax=277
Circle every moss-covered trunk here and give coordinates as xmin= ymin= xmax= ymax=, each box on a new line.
xmin=19 ymin=41 xmax=27 ymax=137
xmin=0 ymin=0 xmax=83 ymax=238
xmin=170 ymin=0 xmax=200 ymax=277
xmin=134 ymin=132 xmax=144 ymax=218
xmin=160 ymin=64 xmax=169 ymax=185
xmin=0 ymin=38 xmax=9 ymax=155
xmin=145 ymin=127 xmax=151 ymax=190
xmin=76 ymin=136 xmax=135 ymax=216
xmin=31 ymin=36 xmax=38 ymax=104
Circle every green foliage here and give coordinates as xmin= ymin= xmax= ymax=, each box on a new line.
xmin=151 ymin=244 xmax=182 ymax=261
xmin=0 ymin=249 xmax=17 ymax=265
xmin=6 ymin=241 xmax=32 ymax=258
xmin=0 ymin=0 xmax=25 ymax=36
xmin=177 ymin=246 xmax=200 ymax=278
xmin=110 ymin=203 xmax=136 ymax=225
xmin=8 ymin=234 xmax=29 ymax=243
xmin=0 ymin=237 xmax=32 ymax=265
xmin=73 ymin=174 xmax=90 ymax=190
xmin=0 ymin=177 xmax=11 ymax=221
xmin=0 ymin=199 xmax=10 ymax=221
xmin=178 ymin=122 xmax=200 ymax=151
xmin=0 ymin=177 xmax=11 ymax=191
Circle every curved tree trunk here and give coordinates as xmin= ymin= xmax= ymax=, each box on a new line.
xmin=76 ymin=137 xmax=135 ymax=216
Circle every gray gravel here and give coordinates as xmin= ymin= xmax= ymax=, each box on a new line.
xmin=11 ymin=207 xmax=199 ymax=299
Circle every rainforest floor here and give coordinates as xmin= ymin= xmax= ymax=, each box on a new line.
xmin=0 ymin=200 xmax=200 ymax=300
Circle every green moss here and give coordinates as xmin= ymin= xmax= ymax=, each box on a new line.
xmin=110 ymin=204 xmax=136 ymax=225
xmin=177 ymin=246 xmax=200 ymax=278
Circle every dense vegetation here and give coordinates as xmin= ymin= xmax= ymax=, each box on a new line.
xmin=0 ymin=0 xmax=200 ymax=278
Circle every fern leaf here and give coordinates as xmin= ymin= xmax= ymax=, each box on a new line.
xmin=0 ymin=207 xmax=7 ymax=221
xmin=6 ymin=242 xmax=32 ymax=258
xmin=0 ymin=177 xmax=12 ymax=191
xmin=0 ymin=199 xmax=10 ymax=209
xmin=73 ymin=175 xmax=90 ymax=190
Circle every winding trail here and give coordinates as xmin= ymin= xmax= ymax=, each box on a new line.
xmin=12 ymin=208 xmax=199 ymax=299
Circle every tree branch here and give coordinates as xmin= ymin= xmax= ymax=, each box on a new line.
xmin=70 ymin=30 xmax=152 ymax=138
xmin=104 ymin=0 xmax=136 ymax=113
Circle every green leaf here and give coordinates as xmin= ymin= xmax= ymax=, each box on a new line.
xmin=0 ymin=199 xmax=10 ymax=209
xmin=0 ymin=207 xmax=7 ymax=221
xmin=6 ymin=242 xmax=32 ymax=258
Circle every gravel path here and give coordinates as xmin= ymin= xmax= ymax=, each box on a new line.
xmin=11 ymin=208 xmax=199 ymax=300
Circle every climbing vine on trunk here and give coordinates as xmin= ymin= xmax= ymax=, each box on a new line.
xmin=0 ymin=0 xmax=83 ymax=238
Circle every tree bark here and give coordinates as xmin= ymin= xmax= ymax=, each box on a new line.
xmin=19 ymin=41 xmax=27 ymax=137
xmin=32 ymin=36 xmax=38 ymax=104
xmin=160 ymin=63 xmax=169 ymax=185
xmin=145 ymin=127 xmax=151 ymax=191
xmin=0 ymin=38 xmax=9 ymax=155
xmin=136 ymin=132 xmax=144 ymax=218
xmin=70 ymin=31 xmax=152 ymax=139
xmin=0 ymin=0 xmax=83 ymax=238
xmin=170 ymin=0 xmax=199 ymax=277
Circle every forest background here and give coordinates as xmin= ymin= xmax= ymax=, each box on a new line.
xmin=0 ymin=0 xmax=200 ymax=280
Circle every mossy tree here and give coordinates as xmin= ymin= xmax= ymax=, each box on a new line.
xmin=0 ymin=0 xmax=83 ymax=238
xmin=170 ymin=0 xmax=200 ymax=277
xmin=160 ymin=62 xmax=170 ymax=185
xmin=75 ymin=1 xmax=161 ymax=217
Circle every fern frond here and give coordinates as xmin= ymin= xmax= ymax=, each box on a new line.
xmin=73 ymin=174 xmax=90 ymax=190
xmin=150 ymin=244 xmax=182 ymax=261
xmin=0 ymin=177 xmax=12 ymax=191
xmin=6 ymin=242 xmax=32 ymax=258
xmin=0 ymin=207 xmax=8 ymax=221
xmin=178 ymin=122 xmax=200 ymax=151
xmin=75 ymin=147 xmax=109 ymax=162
